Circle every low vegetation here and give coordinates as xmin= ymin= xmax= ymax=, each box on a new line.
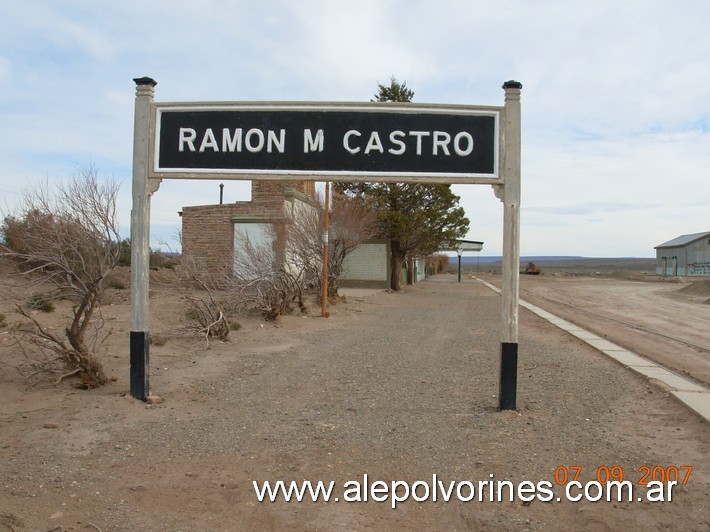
xmin=0 ymin=167 xmax=120 ymax=388
xmin=174 ymin=190 xmax=374 ymax=336
xmin=26 ymin=293 xmax=55 ymax=313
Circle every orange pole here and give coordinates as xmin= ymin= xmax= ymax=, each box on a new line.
xmin=321 ymin=182 xmax=330 ymax=318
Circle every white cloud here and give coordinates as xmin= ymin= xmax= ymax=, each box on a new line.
xmin=0 ymin=0 xmax=709 ymax=257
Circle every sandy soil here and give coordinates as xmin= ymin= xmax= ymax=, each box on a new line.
xmin=500 ymin=273 xmax=710 ymax=388
xmin=0 ymin=270 xmax=709 ymax=531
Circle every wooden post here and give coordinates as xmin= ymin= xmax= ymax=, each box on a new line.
xmin=321 ymin=182 xmax=330 ymax=318
xmin=499 ymin=80 xmax=522 ymax=411
xmin=130 ymin=77 xmax=157 ymax=401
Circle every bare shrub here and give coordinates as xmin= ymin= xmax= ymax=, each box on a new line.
xmin=27 ymin=293 xmax=55 ymax=312
xmin=10 ymin=304 xmax=111 ymax=386
xmin=168 ymin=238 xmax=302 ymax=345
xmin=145 ymin=246 xmax=231 ymax=346
xmin=106 ymin=276 xmax=126 ymax=290
xmin=230 ymin=227 xmax=305 ymax=320
xmin=172 ymin=191 xmax=372 ymax=326
xmin=427 ymin=254 xmax=450 ymax=274
xmin=286 ymin=191 xmax=375 ymax=301
xmin=181 ymin=256 xmax=231 ymax=343
xmin=150 ymin=334 xmax=168 ymax=346
xmin=326 ymin=193 xmax=377 ymax=296
xmin=0 ymin=166 xmax=120 ymax=388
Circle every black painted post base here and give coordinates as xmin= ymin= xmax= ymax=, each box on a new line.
xmin=499 ymin=342 xmax=518 ymax=411
xmin=130 ymin=331 xmax=150 ymax=401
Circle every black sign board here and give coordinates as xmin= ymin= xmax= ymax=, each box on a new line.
xmin=153 ymin=104 xmax=499 ymax=180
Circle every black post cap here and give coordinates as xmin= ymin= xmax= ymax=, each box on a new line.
xmin=502 ymin=80 xmax=523 ymax=90
xmin=133 ymin=77 xmax=157 ymax=87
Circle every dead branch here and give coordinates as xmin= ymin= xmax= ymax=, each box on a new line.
xmin=284 ymin=191 xmax=375 ymax=300
xmin=0 ymin=166 xmax=118 ymax=387
xmin=171 ymin=254 xmax=231 ymax=345
xmin=53 ymin=368 xmax=82 ymax=385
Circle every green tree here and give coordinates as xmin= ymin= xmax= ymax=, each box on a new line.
xmin=334 ymin=78 xmax=469 ymax=291
xmin=373 ymin=76 xmax=414 ymax=103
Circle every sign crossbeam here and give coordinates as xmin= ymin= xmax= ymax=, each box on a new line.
xmin=150 ymin=102 xmax=501 ymax=183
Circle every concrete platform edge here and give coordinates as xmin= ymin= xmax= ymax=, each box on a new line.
xmin=474 ymin=277 xmax=709 ymax=422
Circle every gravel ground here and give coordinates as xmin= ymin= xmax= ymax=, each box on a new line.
xmin=0 ymin=275 xmax=708 ymax=530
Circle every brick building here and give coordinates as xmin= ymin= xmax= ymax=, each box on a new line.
xmin=181 ymin=180 xmax=391 ymax=288
xmin=180 ymin=180 xmax=316 ymax=278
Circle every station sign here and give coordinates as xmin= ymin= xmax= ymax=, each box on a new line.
xmin=152 ymin=103 xmax=500 ymax=182
xmin=131 ymin=78 xmax=522 ymax=409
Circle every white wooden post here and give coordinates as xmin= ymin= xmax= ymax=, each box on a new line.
xmin=499 ymin=80 xmax=522 ymax=410
xmin=130 ymin=77 xmax=157 ymax=401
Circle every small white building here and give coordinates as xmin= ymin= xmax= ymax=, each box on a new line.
xmin=654 ymin=231 xmax=710 ymax=276
xmin=340 ymin=239 xmax=391 ymax=289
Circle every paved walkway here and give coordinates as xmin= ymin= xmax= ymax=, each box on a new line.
xmin=475 ymin=277 xmax=710 ymax=422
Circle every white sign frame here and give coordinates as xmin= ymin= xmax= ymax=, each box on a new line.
xmin=149 ymin=101 xmax=502 ymax=184
xmin=129 ymin=77 xmax=521 ymax=411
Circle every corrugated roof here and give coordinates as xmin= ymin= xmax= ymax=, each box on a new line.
xmin=655 ymin=231 xmax=710 ymax=249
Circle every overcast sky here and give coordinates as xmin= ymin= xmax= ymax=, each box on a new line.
xmin=1 ymin=0 xmax=708 ymax=256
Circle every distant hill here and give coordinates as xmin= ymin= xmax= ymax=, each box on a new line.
xmin=456 ymin=255 xmax=588 ymax=264
xmin=453 ymin=256 xmax=656 ymax=273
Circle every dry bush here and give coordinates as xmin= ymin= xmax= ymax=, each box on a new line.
xmin=0 ymin=167 xmax=120 ymax=387
xmin=168 ymin=237 xmax=302 ymax=346
xmin=9 ymin=304 xmax=111 ymax=387
xmin=145 ymin=245 xmax=231 ymax=346
xmin=172 ymin=192 xmax=372 ymax=326
xmin=427 ymin=254 xmax=450 ymax=274
xmin=286 ymin=191 xmax=375 ymax=301
xmin=180 ymin=254 xmax=231 ymax=343
xmin=230 ymin=228 xmax=305 ymax=320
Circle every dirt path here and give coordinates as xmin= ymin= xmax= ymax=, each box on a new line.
xmin=1 ymin=277 xmax=708 ymax=530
